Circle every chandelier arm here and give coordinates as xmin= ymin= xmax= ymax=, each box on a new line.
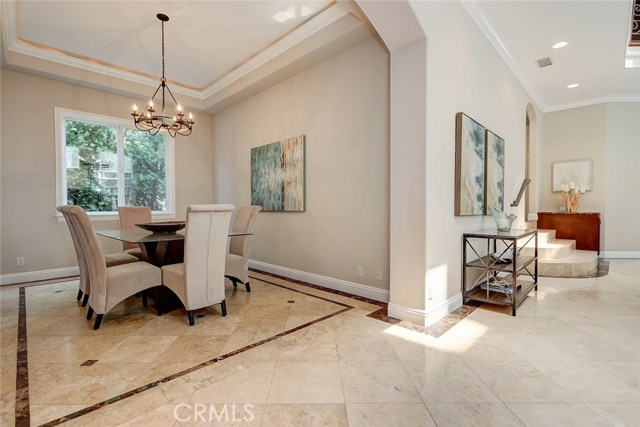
xmin=164 ymin=84 xmax=181 ymax=107
xmin=148 ymin=83 xmax=163 ymax=106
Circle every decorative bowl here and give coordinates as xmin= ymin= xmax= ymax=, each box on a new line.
xmin=136 ymin=221 xmax=186 ymax=234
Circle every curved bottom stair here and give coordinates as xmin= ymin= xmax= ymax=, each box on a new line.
xmin=521 ymin=229 xmax=598 ymax=277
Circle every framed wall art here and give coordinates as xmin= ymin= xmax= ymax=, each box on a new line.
xmin=485 ymin=129 xmax=505 ymax=213
xmin=552 ymin=159 xmax=592 ymax=192
xmin=455 ymin=113 xmax=486 ymax=216
xmin=251 ymin=135 xmax=306 ymax=212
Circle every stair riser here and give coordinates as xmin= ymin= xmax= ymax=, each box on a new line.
xmin=538 ymin=258 xmax=598 ymax=277
xmin=521 ymin=245 xmax=574 ymax=260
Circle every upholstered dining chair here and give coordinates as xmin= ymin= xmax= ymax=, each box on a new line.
xmin=117 ymin=206 xmax=152 ymax=260
xmin=225 ymin=205 xmax=261 ymax=292
xmin=161 ymin=204 xmax=234 ymax=326
xmin=58 ymin=205 xmax=139 ymax=307
xmin=64 ymin=205 xmax=161 ymax=330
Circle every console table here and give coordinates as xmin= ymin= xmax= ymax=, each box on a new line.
xmin=462 ymin=229 xmax=538 ymax=316
xmin=536 ymin=212 xmax=600 ymax=253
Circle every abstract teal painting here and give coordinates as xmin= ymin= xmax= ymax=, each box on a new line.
xmin=251 ymin=135 xmax=305 ymax=211
xmin=485 ymin=129 xmax=505 ymax=213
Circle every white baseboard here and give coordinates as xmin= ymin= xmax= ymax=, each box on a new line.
xmin=388 ymin=292 xmax=463 ymax=327
xmin=0 ymin=267 xmax=79 ymax=286
xmin=600 ymin=251 xmax=640 ymax=259
xmin=249 ymin=260 xmax=390 ymax=303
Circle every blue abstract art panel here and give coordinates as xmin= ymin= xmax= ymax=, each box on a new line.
xmin=455 ymin=113 xmax=485 ymax=216
xmin=485 ymin=129 xmax=505 ymax=213
xmin=251 ymin=135 xmax=305 ymax=212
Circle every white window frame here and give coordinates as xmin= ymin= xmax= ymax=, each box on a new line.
xmin=55 ymin=107 xmax=176 ymax=221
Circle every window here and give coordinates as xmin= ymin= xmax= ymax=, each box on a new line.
xmin=55 ymin=108 xmax=175 ymax=220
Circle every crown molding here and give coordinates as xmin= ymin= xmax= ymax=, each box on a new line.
xmin=544 ymin=95 xmax=640 ymax=113
xmin=461 ymin=0 xmax=547 ymax=112
xmin=1 ymin=1 xmax=351 ymax=103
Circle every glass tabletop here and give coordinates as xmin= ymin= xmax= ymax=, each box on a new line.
xmin=96 ymin=228 xmax=252 ymax=244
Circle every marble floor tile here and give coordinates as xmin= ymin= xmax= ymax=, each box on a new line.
xmin=99 ymin=335 xmax=178 ymax=364
xmin=277 ymin=331 xmax=338 ymax=362
xmin=466 ymin=361 xmax=577 ymax=403
xmin=426 ymin=403 xmax=525 ymax=427
xmin=404 ymin=361 xmax=501 ymax=404
xmin=488 ymin=333 xmax=582 ymax=361
xmin=340 ymin=361 xmax=422 ymax=404
xmin=506 ymin=403 xmax=613 ymax=427
xmin=335 ymin=333 xmax=399 ymax=362
xmin=189 ymin=362 xmax=276 ymax=404
xmin=30 ymin=404 xmax=88 ymax=426
xmin=592 ymin=360 xmax=640 ymax=389
xmin=268 ymin=362 xmax=344 ymax=404
xmin=30 ymin=334 xmax=124 ymax=363
xmin=529 ymin=360 xmax=640 ymax=402
xmin=154 ymin=335 xmax=230 ymax=364
xmin=261 ymin=404 xmax=348 ymax=427
xmin=346 ymin=403 xmax=436 ymax=427
xmin=585 ymin=402 xmax=640 ymax=427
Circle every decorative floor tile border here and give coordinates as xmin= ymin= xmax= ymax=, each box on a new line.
xmin=251 ymin=269 xmax=479 ymax=338
xmin=13 ymin=269 xmax=480 ymax=426
xmin=14 ymin=275 xmax=353 ymax=427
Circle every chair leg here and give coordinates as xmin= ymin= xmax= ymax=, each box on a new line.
xmin=220 ymin=300 xmax=227 ymax=317
xmin=82 ymin=294 xmax=89 ymax=307
xmin=245 ymin=281 xmax=251 ymax=293
xmin=141 ymin=290 xmax=148 ymax=307
xmin=187 ymin=310 xmax=195 ymax=326
xmin=86 ymin=306 xmax=94 ymax=320
xmin=93 ymin=314 xmax=103 ymax=330
xmin=77 ymin=289 xmax=83 ymax=301
xmin=225 ymin=275 xmax=238 ymax=288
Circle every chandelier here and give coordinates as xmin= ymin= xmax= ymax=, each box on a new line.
xmin=132 ymin=14 xmax=194 ymax=138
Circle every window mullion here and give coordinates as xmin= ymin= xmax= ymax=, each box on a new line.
xmin=117 ymin=126 xmax=126 ymax=207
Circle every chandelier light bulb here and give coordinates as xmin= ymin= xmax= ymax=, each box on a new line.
xmin=188 ymin=112 xmax=193 ymax=120
xmin=148 ymin=100 xmax=154 ymax=108
xmin=177 ymin=104 xmax=183 ymax=112
xmin=132 ymin=103 xmax=138 ymax=112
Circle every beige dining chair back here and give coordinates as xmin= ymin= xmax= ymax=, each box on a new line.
xmin=65 ymin=205 xmax=161 ymax=330
xmin=161 ymin=204 xmax=234 ymax=326
xmin=58 ymin=205 xmax=90 ymax=303
xmin=118 ymin=206 xmax=152 ymax=260
xmin=225 ymin=205 xmax=261 ymax=292
xmin=58 ymin=205 xmax=139 ymax=307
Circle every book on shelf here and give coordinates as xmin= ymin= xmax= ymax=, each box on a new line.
xmin=479 ymin=281 xmax=522 ymax=295
xmin=490 ymin=249 xmax=513 ymax=264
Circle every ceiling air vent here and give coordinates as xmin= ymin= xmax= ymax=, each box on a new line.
xmin=537 ymin=57 xmax=552 ymax=68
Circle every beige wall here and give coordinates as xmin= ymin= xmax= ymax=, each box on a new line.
xmin=211 ymin=38 xmax=390 ymax=290
xmin=411 ymin=1 xmax=543 ymax=310
xmin=540 ymin=104 xmax=607 ymax=213
xmin=541 ymin=102 xmax=640 ymax=254
xmin=0 ymin=70 xmax=215 ymax=276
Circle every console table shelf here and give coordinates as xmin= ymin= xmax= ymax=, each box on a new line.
xmin=462 ymin=229 xmax=538 ymax=316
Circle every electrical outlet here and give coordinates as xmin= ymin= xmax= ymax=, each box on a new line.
xmin=356 ymin=266 xmax=363 ymax=277
xmin=376 ymin=269 xmax=382 ymax=281
xmin=17 ymin=257 xmax=25 ymax=267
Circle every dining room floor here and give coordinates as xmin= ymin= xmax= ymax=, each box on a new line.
xmin=1 ymin=260 xmax=639 ymax=426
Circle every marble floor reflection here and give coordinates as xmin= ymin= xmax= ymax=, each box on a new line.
xmin=1 ymin=260 xmax=639 ymax=426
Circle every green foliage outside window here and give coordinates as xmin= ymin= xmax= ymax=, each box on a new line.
xmin=65 ymin=120 xmax=166 ymax=212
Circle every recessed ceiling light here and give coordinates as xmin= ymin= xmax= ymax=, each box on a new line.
xmin=553 ymin=41 xmax=568 ymax=49
xmin=567 ymin=83 xmax=579 ymax=88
